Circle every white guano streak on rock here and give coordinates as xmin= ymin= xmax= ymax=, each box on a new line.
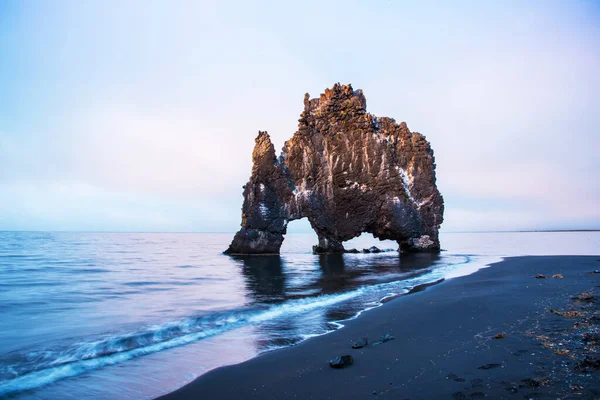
xmin=324 ymin=142 xmax=334 ymax=200
xmin=395 ymin=166 xmax=434 ymax=209
xmin=396 ymin=166 xmax=417 ymax=205
xmin=259 ymin=203 xmax=268 ymax=217
xmin=342 ymin=181 xmax=368 ymax=192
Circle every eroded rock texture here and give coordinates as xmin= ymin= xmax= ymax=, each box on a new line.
xmin=225 ymin=84 xmax=444 ymax=255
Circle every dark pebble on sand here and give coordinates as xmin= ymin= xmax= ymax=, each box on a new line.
xmin=329 ymin=355 xmax=354 ymax=368
xmin=446 ymin=373 xmax=465 ymax=382
xmin=478 ymin=363 xmax=501 ymax=370
xmin=519 ymin=378 xmax=541 ymax=388
xmin=575 ymin=357 xmax=600 ymax=373
xmin=582 ymin=333 xmax=600 ymax=344
xmin=352 ymin=337 xmax=368 ymax=349
xmin=374 ymin=333 xmax=394 ymax=345
xmin=573 ymin=292 xmax=596 ymax=302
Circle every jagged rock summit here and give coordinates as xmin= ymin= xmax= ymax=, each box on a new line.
xmin=225 ymin=83 xmax=444 ymax=255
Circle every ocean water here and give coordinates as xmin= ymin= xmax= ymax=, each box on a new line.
xmin=0 ymin=231 xmax=598 ymax=399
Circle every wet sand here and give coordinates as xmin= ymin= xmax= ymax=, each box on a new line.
xmin=158 ymin=256 xmax=600 ymax=400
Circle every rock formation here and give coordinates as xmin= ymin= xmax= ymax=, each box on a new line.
xmin=225 ymin=83 xmax=444 ymax=255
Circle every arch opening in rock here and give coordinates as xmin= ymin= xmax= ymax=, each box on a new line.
xmin=279 ymin=218 xmax=318 ymax=254
xmin=342 ymin=232 xmax=398 ymax=254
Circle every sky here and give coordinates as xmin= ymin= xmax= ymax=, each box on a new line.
xmin=0 ymin=0 xmax=599 ymax=233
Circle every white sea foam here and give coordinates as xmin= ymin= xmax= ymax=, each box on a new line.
xmin=0 ymin=291 xmax=365 ymax=397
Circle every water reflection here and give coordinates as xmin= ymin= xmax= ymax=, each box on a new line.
xmin=233 ymin=255 xmax=286 ymax=304
xmin=236 ymin=252 xmax=442 ymax=308
xmin=232 ymin=251 xmax=445 ymax=353
xmin=397 ymin=252 xmax=441 ymax=271
xmin=316 ymin=252 xmax=442 ymax=322
xmin=316 ymin=254 xmax=347 ymax=293
xmin=318 ymin=252 xmax=441 ymax=290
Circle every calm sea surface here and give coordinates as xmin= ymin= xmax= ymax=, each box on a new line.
xmin=0 ymin=231 xmax=598 ymax=399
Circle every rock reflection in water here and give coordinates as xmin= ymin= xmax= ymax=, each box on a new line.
xmin=233 ymin=255 xmax=286 ymax=304
xmin=234 ymin=251 xmax=442 ymax=339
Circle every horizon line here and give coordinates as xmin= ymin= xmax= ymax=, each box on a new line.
xmin=0 ymin=229 xmax=598 ymax=234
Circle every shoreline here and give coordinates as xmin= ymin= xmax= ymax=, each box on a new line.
xmin=157 ymin=255 xmax=600 ymax=399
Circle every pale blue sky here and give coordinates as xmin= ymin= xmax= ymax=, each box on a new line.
xmin=1 ymin=0 xmax=599 ymax=233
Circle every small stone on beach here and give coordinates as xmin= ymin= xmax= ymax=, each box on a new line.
xmin=575 ymin=357 xmax=600 ymax=373
xmin=520 ymin=378 xmax=541 ymax=388
xmin=582 ymin=333 xmax=600 ymax=344
xmin=329 ymin=355 xmax=354 ymax=368
xmin=446 ymin=373 xmax=465 ymax=382
xmin=562 ymin=310 xmax=582 ymax=318
xmin=478 ymin=363 xmax=502 ymax=370
xmin=381 ymin=333 xmax=394 ymax=342
xmin=373 ymin=333 xmax=394 ymax=345
xmin=573 ymin=292 xmax=596 ymax=302
xmin=549 ymin=308 xmax=582 ymax=317
xmin=352 ymin=337 xmax=368 ymax=349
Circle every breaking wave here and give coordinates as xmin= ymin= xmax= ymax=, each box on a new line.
xmin=0 ymin=291 xmax=362 ymax=396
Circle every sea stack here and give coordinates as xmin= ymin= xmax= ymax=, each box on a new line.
xmin=225 ymin=83 xmax=444 ymax=255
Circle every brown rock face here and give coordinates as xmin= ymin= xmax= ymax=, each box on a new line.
xmin=225 ymin=83 xmax=444 ymax=254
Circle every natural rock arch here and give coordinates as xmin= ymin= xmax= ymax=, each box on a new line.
xmin=225 ymin=83 xmax=444 ymax=255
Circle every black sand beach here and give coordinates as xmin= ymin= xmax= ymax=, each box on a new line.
xmin=158 ymin=256 xmax=600 ymax=400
